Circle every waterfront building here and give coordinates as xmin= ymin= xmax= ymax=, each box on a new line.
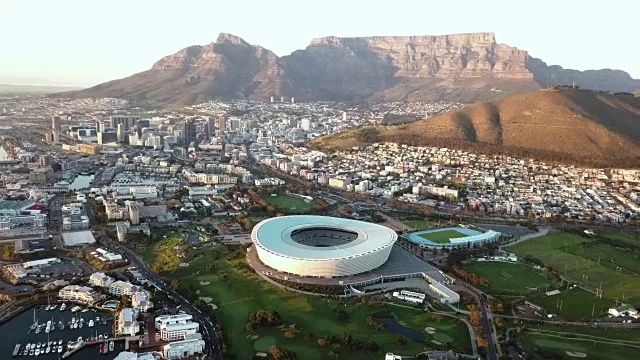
xmin=58 ymin=285 xmax=105 ymax=304
xmin=116 ymin=308 xmax=139 ymax=336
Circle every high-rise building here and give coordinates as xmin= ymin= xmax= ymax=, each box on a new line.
xmin=216 ymin=116 xmax=226 ymax=132
xmin=98 ymin=131 xmax=118 ymax=145
xmin=51 ymin=116 xmax=61 ymax=131
xmin=110 ymin=115 xmax=140 ymax=131
xmin=300 ymin=118 xmax=311 ymax=131
xmin=288 ymin=118 xmax=299 ymax=129
xmin=183 ymin=119 xmax=197 ymax=145
xmin=203 ymin=120 xmax=211 ymax=139
xmin=230 ymin=118 xmax=241 ymax=131
xmin=117 ymin=124 xmax=125 ymax=142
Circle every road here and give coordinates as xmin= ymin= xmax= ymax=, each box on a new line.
xmin=109 ymin=240 xmax=222 ymax=360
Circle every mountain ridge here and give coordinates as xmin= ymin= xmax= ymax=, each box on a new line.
xmin=61 ymin=32 xmax=640 ymax=104
xmin=311 ymin=89 xmax=640 ymax=167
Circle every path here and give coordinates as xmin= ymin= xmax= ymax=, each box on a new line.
xmin=500 ymin=227 xmax=549 ymax=250
xmin=377 ymin=212 xmax=413 ymax=232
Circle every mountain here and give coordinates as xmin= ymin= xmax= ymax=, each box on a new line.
xmin=63 ymin=32 xmax=640 ymax=104
xmin=311 ymin=90 xmax=640 ymax=167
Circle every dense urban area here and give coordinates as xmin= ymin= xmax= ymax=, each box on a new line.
xmin=0 ymin=94 xmax=638 ymax=360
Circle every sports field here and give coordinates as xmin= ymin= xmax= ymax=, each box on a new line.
xmin=507 ymin=231 xmax=640 ymax=303
xmin=165 ymin=247 xmax=472 ymax=359
xmin=517 ymin=326 xmax=640 ymax=360
xmin=462 ymin=261 xmax=551 ymax=295
xmin=263 ymin=194 xmax=314 ymax=213
xmin=530 ymin=287 xmax=614 ymax=320
xmin=401 ymin=220 xmax=431 ymax=230
xmin=418 ymin=229 xmax=468 ymax=244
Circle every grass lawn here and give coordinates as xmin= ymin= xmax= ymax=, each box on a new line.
xmin=263 ymin=194 xmax=314 ymax=214
xmin=530 ymin=287 xmax=615 ymax=320
xmin=462 ymin=261 xmax=551 ymax=295
xmin=516 ymin=326 xmax=640 ymax=360
xmin=139 ymin=232 xmax=184 ymax=273
xmin=418 ymin=229 xmax=468 ymax=244
xmin=170 ymin=248 xmax=472 ymax=359
xmin=402 ymin=220 xmax=431 ymax=230
xmin=508 ymin=231 xmax=640 ymax=303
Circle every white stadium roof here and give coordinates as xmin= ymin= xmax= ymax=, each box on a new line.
xmin=252 ymin=215 xmax=397 ymax=260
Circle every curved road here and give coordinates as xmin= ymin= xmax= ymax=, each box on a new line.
xmin=113 ymin=241 xmax=222 ymax=360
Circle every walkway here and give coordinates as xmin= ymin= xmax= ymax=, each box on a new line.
xmin=500 ymin=227 xmax=549 ymax=250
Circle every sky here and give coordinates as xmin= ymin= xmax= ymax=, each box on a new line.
xmin=1 ymin=0 xmax=638 ymax=87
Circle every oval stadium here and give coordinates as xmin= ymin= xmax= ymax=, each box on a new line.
xmin=406 ymin=226 xmax=500 ymax=249
xmin=250 ymin=215 xmax=398 ymax=277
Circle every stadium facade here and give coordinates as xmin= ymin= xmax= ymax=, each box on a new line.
xmin=251 ymin=215 xmax=397 ymax=277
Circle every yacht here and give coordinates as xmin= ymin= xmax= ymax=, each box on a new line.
xmin=70 ymin=306 xmax=81 ymax=313
xmin=60 ymin=303 xmax=66 ymax=311
xmin=77 ymin=336 xmax=83 ymax=343
xmin=79 ymin=321 xmax=83 ymax=329
xmin=45 ymin=346 xmax=50 ymax=354
xmin=57 ymin=346 xmax=63 ymax=353
xmin=103 ymin=333 xmax=108 ymax=339
xmin=36 ymin=342 xmax=41 ymax=349
xmin=81 ymin=308 xmax=89 ymax=313
xmin=49 ymin=304 xmax=57 ymax=311
xmin=98 ymin=334 xmax=103 ymax=340
xmin=88 ymin=319 xmax=94 ymax=328
xmin=58 ymin=340 xmax=63 ymax=346
xmin=25 ymin=344 xmax=31 ymax=351
xmin=73 ymin=322 xmax=78 ymax=330
xmin=109 ymin=341 xmax=114 ymax=352
xmin=34 ymin=349 xmax=40 ymax=356
xmin=28 ymin=350 xmax=34 ymax=356
xmin=44 ymin=305 xmax=51 ymax=311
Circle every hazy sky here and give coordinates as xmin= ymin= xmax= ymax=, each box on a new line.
xmin=2 ymin=0 xmax=638 ymax=87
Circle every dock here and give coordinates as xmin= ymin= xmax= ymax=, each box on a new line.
xmin=61 ymin=336 xmax=138 ymax=359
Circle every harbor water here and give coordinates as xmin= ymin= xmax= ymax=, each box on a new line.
xmin=0 ymin=305 xmax=126 ymax=359
xmin=68 ymin=175 xmax=94 ymax=191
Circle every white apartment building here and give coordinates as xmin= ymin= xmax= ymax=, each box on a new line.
xmin=116 ymin=308 xmax=139 ymax=336
xmin=132 ymin=290 xmax=153 ymax=312
xmin=155 ymin=314 xmax=200 ymax=341
xmin=163 ymin=337 xmax=205 ymax=359
xmin=89 ymin=272 xmax=115 ymax=288
xmin=58 ymin=285 xmax=105 ymax=305
xmin=109 ymin=280 xmax=141 ymax=296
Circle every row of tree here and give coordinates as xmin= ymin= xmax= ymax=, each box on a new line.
xmin=451 ymin=265 xmax=490 ymax=287
xmin=245 ymin=310 xmax=282 ymax=331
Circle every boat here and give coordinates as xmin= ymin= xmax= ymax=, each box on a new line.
xmin=99 ymin=343 xmax=103 ymax=353
xmin=109 ymin=341 xmax=114 ymax=352
xmin=73 ymin=322 xmax=78 ymax=329
xmin=98 ymin=334 xmax=103 ymax=340
xmin=77 ymin=336 xmax=83 ymax=343
xmin=79 ymin=321 xmax=83 ymax=328
xmin=88 ymin=319 xmax=94 ymax=328
xmin=35 ymin=326 xmax=41 ymax=334
xmin=45 ymin=347 xmax=50 ymax=354
xmin=71 ymin=306 xmax=80 ymax=313
xmin=36 ymin=342 xmax=41 ymax=348
xmin=57 ymin=346 xmax=62 ymax=353
xmin=96 ymin=316 xmax=100 ymax=321
xmin=58 ymin=340 xmax=62 ymax=345
xmin=60 ymin=303 xmax=66 ymax=311
xmin=44 ymin=305 xmax=51 ymax=311
xmin=28 ymin=350 xmax=33 ymax=356
xmin=34 ymin=349 xmax=40 ymax=356
xmin=103 ymin=333 xmax=108 ymax=339
xmin=81 ymin=308 xmax=89 ymax=313
xmin=49 ymin=304 xmax=57 ymax=311
xmin=12 ymin=344 xmax=21 ymax=357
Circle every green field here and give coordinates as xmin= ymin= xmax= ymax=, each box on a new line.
xmin=418 ymin=229 xmax=468 ymax=244
xmin=139 ymin=232 xmax=184 ymax=273
xmin=159 ymin=246 xmax=472 ymax=359
xmin=463 ymin=261 xmax=551 ymax=295
xmin=507 ymin=231 xmax=640 ymax=303
xmin=263 ymin=194 xmax=314 ymax=213
xmin=517 ymin=326 xmax=640 ymax=360
xmin=530 ymin=287 xmax=615 ymax=320
xmin=402 ymin=220 xmax=431 ymax=230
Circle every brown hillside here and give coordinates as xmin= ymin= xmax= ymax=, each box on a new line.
xmin=313 ymin=90 xmax=640 ymax=166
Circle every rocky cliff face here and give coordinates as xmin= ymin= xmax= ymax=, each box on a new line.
xmin=64 ymin=32 xmax=640 ymax=104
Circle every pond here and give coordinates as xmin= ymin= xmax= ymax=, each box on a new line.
xmin=69 ymin=175 xmax=94 ymax=191
xmin=373 ymin=316 xmax=426 ymax=342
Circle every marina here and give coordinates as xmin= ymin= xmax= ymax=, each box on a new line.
xmin=1 ymin=304 xmax=125 ymax=359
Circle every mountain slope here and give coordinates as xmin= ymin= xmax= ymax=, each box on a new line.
xmin=312 ymin=90 xmax=640 ymax=166
xmin=62 ymin=32 xmax=640 ymax=104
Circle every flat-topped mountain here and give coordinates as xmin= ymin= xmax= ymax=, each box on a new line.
xmin=312 ymin=89 xmax=640 ymax=167
xmin=62 ymin=32 xmax=640 ymax=104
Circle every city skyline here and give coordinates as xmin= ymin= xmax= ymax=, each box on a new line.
xmin=1 ymin=0 xmax=639 ymax=87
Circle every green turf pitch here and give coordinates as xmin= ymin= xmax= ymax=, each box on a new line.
xmin=418 ymin=229 xmax=468 ymax=244
xmin=263 ymin=194 xmax=313 ymax=213
xmin=463 ymin=261 xmax=551 ymax=295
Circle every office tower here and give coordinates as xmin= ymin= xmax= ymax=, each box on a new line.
xmin=203 ymin=120 xmax=211 ymax=139
xmin=110 ymin=115 xmax=140 ymax=131
xmin=98 ymin=131 xmax=117 ymax=145
xmin=117 ymin=124 xmax=125 ymax=142
xmin=230 ymin=118 xmax=241 ymax=131
xmin=280 ymin=96 xmax=284 ymax=102
xmin=183 ymin=119 xmax=197 ymax=145
xmin=343 ymin=111 xmax=347 ymax=121
xmin=270 ymin=96 xmax=274 ymax=103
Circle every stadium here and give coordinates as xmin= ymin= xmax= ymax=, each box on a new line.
xmin=250 ymin=215 xmax=397 ymax=278
xmin=406 ymin=226 xmax=500 ymax=249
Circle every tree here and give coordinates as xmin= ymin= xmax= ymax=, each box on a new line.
xmin=339 ymin=332 xmax=352 ymax=346
xmin=476 ymin=334 xmax=489 ymax=349
xmin=365 ymin=340 xmax=380 ymax=353
xmin=468 ymin=304 xmax=482 ymax=327
xmin=328 ymin=350 xmax=340 ymax=359
xmin=336 ymin=309 xmax=348 ymax=323
xmin=170 ymin=280 xmax=181 ymax=290
xmin=270 ymin=345 xmax=284 ymax=360
xmin=396 ymin=336 xmax=408 ymax=347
